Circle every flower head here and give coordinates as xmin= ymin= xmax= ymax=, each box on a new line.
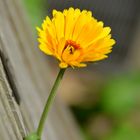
xmin=37 ymin=8 xmax=116 ymax=68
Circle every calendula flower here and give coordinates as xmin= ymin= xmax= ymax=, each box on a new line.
xmin=25 ymin=7 xmax=116 ymax=140
xmin=37 ymin=7 xmax=115 ymax=68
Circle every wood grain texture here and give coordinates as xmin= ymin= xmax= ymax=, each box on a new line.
xmin=0 ymin=57 xmax=26 ymax=140
xmin=0 ymin=0 xmax=82 ymax=139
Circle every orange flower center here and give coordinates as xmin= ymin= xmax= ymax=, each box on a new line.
xmin=64 ymin=40 xmax=81 ymax=54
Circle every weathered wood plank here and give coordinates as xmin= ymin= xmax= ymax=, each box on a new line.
xmin=0 ymin=57 xmax=26 ymax=139
xmin=0 ymin=0 xmax=82 ymax=140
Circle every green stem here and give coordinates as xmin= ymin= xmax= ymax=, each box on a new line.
xmin=37 ymin=68 xmax=66 ymax=137
xmin=24 ymin=68 xmax=66 ymax=140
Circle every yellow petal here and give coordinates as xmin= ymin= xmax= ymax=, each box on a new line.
xmin=52 ymin=11 xmax=64 ymax=41
xmin=39 ymin=44 xmax=53 ymax=55
xmin=72 ymin=10 xmax=93 ymax=41
xmin=71 ymin=62 xmax=87 ymax=67
xmin=56 ymin=38 xmax=66 ymax=60
xmin=62 ymin=48 xmax=81 ymax=63
xmin=64 ymin=8 xmax=81 ymax=40
xmin=59 ymin=62 xmax=68 ymax=68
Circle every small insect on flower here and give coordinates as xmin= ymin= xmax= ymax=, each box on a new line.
xmin=37 ymin=7 xmax=116 ymax=68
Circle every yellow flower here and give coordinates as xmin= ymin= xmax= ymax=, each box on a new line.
xmin=37 ymin=8 xmax=116 ymax=68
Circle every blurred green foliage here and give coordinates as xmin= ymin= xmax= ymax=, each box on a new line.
xmin=23 ymin=0 xmax=47 ymax=29
xmin=72 ymin=71 xmax=140 ymax=140
xmin=107 ymin=123 xmax=140 ymax=140
xmin=101 ymin=71 xmax=140 ymax=118
xmin=101 ymin=72 xmax=140 ymax=140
